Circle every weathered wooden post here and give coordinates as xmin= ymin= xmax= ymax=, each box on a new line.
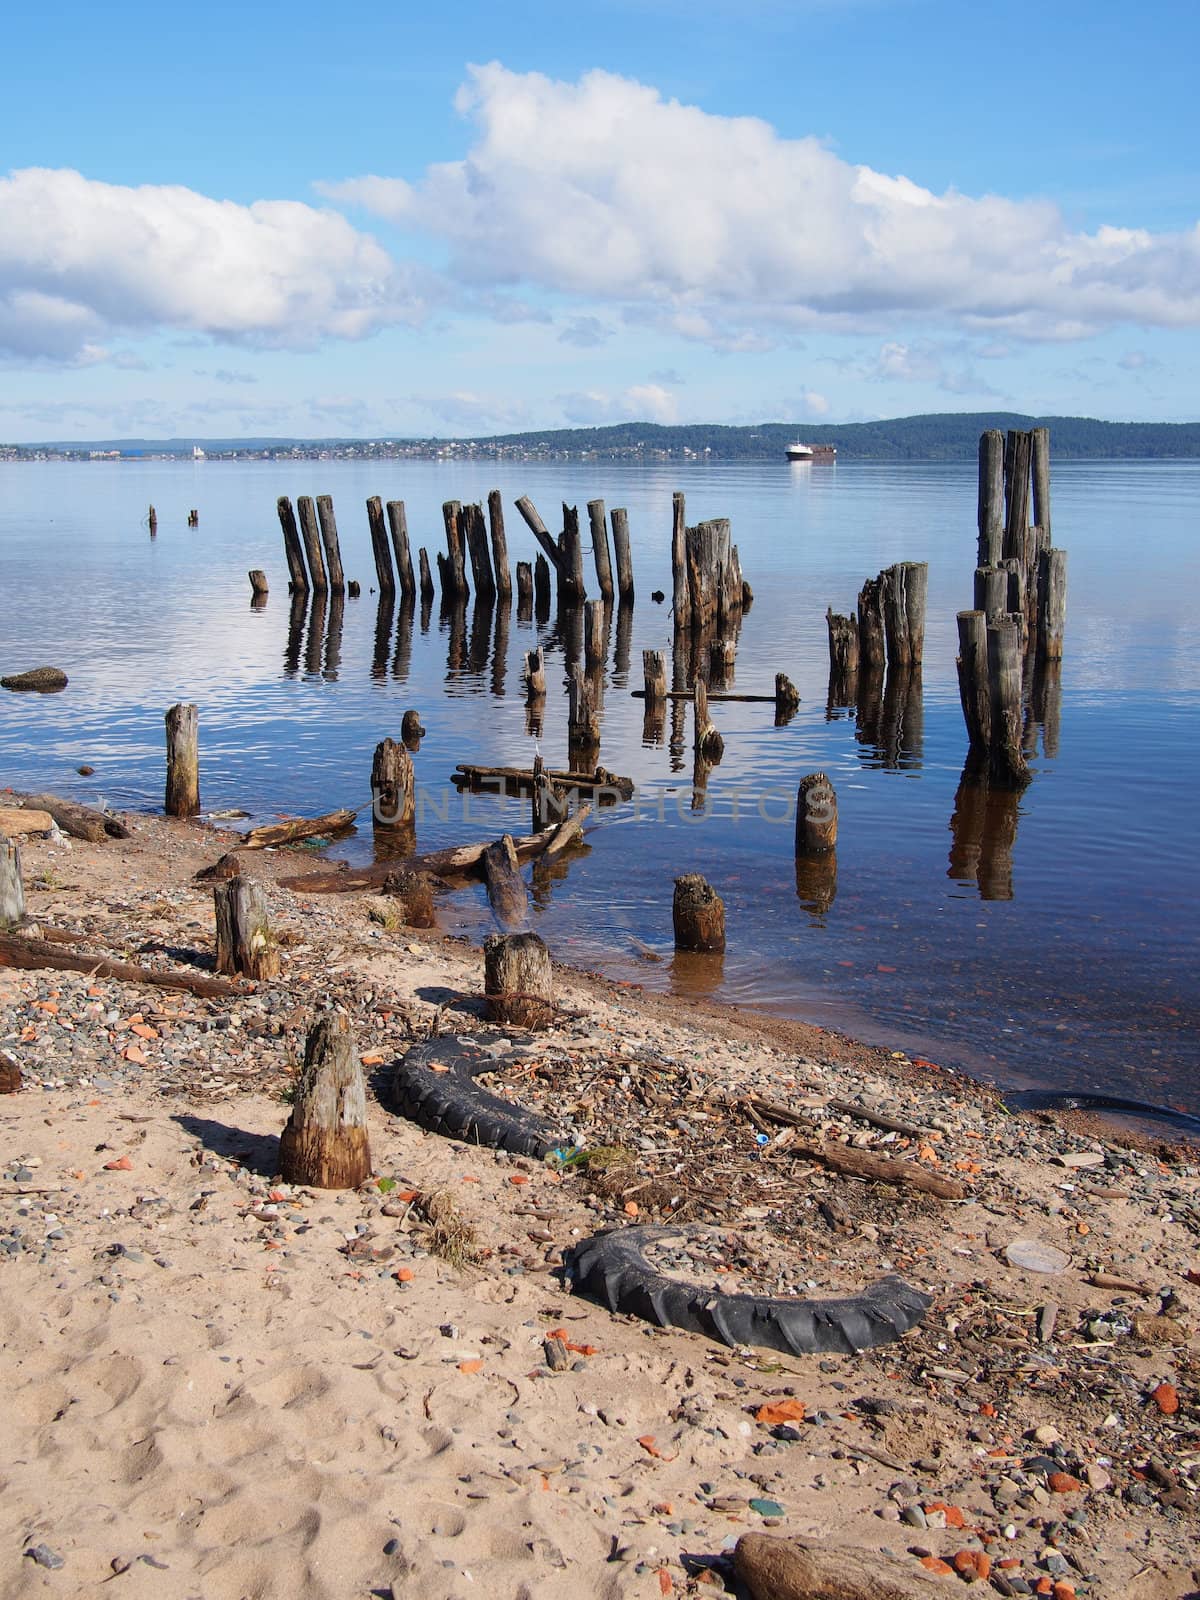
xmin=1004 ymin=428 xmax=1033 ymax=566
xmin=148 ymin=504 xmax=157 ymax=537
xmin=560 ymin=504 xmax=586 ymax=606
xmin=441 ymin=500 xmax=469 ymax=599
xmin=164 ymin=703 xmax=199 ymax=817
xmin=276 ymin=496 xmax=309 ymax=592
xmin=401 ymin=709 xmax=424 ymax=748
xmin=643 ymin=649 xmax=667 ymax=706
xmin=418 ymin=547 xmax=435 ymax=602
xmin=986 ymin=617 xmax=1030 ymax=787
xmin=0 ymin=835 xmax=23 ymax=929
xmin=524 ymin=645 xmax=546 ymax=701
xmin=515 ymin=560 xmax=534 ymax=618
xmin=482 ymin=835 xmax=529 ymax=930
xmin=955 ymin=610 xmax=991 ymax=759
xmin=826 ymin=607 xmax=859 ymax=675
xmin=214 ymin=877 xmax=280 ymax=980
xmin=567 ymin=665 xmax=601 ymax=758
xmin=464 ymin=503 xmax=496 ymax=604
xmin=611 ymin=507 xmax=634 ymax=602
xmin=775 ymin=673 xmax=801 ymax=723
xmin=709 ymin=637 xmax=735 ymax=688
xmin=693 ymin=680 xmax=724 ymax=761
xmin=671 ymin=491 xmax=691 ymax=628
xmin=584 ymin=599 xmax=606 ymax=667
xmin=297 ymin=496 xmax=328 ymax=591
xmin=1031 ymin=427 xmax=1052 ymax=542
xmin=487 ymin=489 xmax=512 ymax=602
xmin=484 ymin=932 xmax=555 ymax=1028
xmin=248 ymin=569 xmax=269 ymax=598
xmin=673 ymin=874 xmax=725 ymax=953
xmin=857 ymin=574 xmax=886 ymax=672
xmin=315 ymin=494 xmax=346 ymax=591
xmin=366 ymin=496 xmax=396 ymax=595
xmin=1037 ymin=548 xmax=1067 ymax=661
xmin=278 ymin=1013 xmax=371 ymax=1189
xmin=881 ymin=561 xmax=928 ymax=667
xmin=370 ymin=737 xmax=415 ymax=834
xmin=386 ymin=500 xmax=416 ymax=599
xmin=795 ymin=773 xmax=838 ymax=854
xmin=973 ymin=565 xmax=1007 ymax=619
xmin=587 ymin=499 xmax=615 ymax=602
xmin=533 ymin=553 xmax=551 ymax=619
xmin=978 ymin=429 xmax=1005 ymax=567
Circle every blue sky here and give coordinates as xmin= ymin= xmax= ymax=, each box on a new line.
xmin=1 ymin=0 xmax=1197 ymax=440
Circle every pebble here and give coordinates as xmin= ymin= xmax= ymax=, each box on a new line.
xmin=24 ymin=1545 xmax=64 ymax=1570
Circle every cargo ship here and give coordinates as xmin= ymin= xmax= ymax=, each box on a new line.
xmin=786 ymin=441 xmax=837 ymax=461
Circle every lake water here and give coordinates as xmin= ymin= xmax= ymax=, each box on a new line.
xmin=1 ymin=455 xmax=1197 ymax=1107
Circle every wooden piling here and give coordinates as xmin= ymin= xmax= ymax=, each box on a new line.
xmin=401 ymin=708 xmax=424 ymax=748
xmin=881 ymin=561 xmax=928 ymax=667
xmin=1004 ymin=429 xmax=1033 ymax=565
xmin=248 ymin=569 xmax=269 ymax=597
xmin=693 ymin=680 xmax=724 ymax=762
xmin=795 ymin=773 xmax=838 ymax=854
xmin=709 ymin=637 xmax=735 ymax=688
xmin=671 ymin=491 xmax=691 ymax=628
xmin=986 ymin=617 xmax=1030 ymax=787
xmin=973 ymin=565 xmax=1007 ymax=619
xmin=584 ymin=600 xmax=606 ymax=667
xmin=482 ymin=835 xmax=529 ymax=931
xmin=587 ymin=499 xmax=615 ymax=602
xmin=672 ymin=874 xmax=725 ymax=954
xmin=484 ymin=931 xmax=554 ymax=1029
xmin=214 ymin=877 xmax=280 ymax=980
xmin=366 ymin=496 xmax=396 ymax=595
xmin=515 ymin=560 xmax=534 ymax=617
xmin=1037 ymin=548 xmax=1067 ymax=660
xmin=418 ymin=547 xmax=434 ymax=602
xmin=857 ymin=575 xmax=886 ymax=672
xmin=386 ymin=500 xmax=416 ymax=599
xmin=485 ymin=489 xmax=511 ymax=602
xmin=978 ymin=429 xmax=1005 ymax=567
xmin=462 ymin=503 xmax=495 ymax=604
xmin=955 ymin=610 xmax=991 ymax=757
xmin=297 ymin=496 xmax=328 ymax=592
xmin=441 ymin=500 xmax=469 ymax=599
xmin=1031 ymin=427 xmax=1051 ymax=543
xmin=826 ymin=607 xmax=859 ymax=675
xmin=370 ymin=737 xmax=415 ymax=832
xmin=533 ymin=553 xmax=551 ymax=618
xmin=567 ymin=664 xmax=601 ymax=753
xmin=276 ymin=497 xmax=309 ymax=592
xmin=315 ymin=494 xmax=346 ymax=591
xmin=524 ymin=645 xmax=546 ymax=701
xmin=164 ymin=703 xmax=199 ymax=818
xmin=643 ymin=650 xmax=667 ymax=706
xmin=611 ymin=507 xmax=634 ymax=602
xmin=148 ymin=505 xmax=157 ymax=537
xmin=775 ymin=673 xmax=801 ymax=716
xmin=560 ymin=504 xmax=586 ymax=606
xmin=278 ymin=1013 xmax=371 ymax=1190
xmin=0 ymin=836 xmax=23 ymax=929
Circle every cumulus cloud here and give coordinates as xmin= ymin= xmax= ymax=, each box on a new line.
xmin=558 ymin=383 xmax=678 ymax=425
xmin=558 ymin=315 xmax=612 ymax=348
xmin=872 ymin=339 xmax=998 ymax=396
xmin=329 ymin=62 xmax=1200 ymax=343
xmin=0 ymin=167 xmax=435 ymax=362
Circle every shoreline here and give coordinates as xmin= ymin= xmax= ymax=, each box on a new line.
xmin=1 ymin=804 xmax=1197 ymax=1598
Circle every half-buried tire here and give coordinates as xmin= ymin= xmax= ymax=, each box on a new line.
xmin=389 ymin=1036 xmax=564 ymax=1160
xmin=566 ymin=1225 xmax=932 ymax=1356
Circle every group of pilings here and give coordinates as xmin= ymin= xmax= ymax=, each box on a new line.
xmin=825 ymin=560 xmax=929 ymax=682
xmin=957 ymin=428 xmax=1069 ymax=788
xmin=514 ymin=495 xmax=634 ymax=610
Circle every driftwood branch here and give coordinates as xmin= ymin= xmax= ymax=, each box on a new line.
xmin=24 ymin=794 xmax=130 ymax=842
xmin=0 ymin=934 xmax=244 ymax=998
xmin=240 ymin=808 xmax=358 ymax=850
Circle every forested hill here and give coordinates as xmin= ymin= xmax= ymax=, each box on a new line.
xmin=486 ymin=414 xmax=1200 ymax=460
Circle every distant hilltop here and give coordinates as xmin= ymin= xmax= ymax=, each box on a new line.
xmin=4 ymin=412 xmax=1200 ymax=463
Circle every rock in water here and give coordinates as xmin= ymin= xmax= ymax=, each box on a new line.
xmin=1 ymin=666 xmax=68 ymax=692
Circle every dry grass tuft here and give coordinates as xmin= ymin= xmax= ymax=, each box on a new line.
xmin=417 ymin=1188 xmax=482 ymax=1269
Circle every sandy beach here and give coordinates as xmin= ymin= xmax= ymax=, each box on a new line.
xmin=1 ymin=805 xmax=1197 ymax=1600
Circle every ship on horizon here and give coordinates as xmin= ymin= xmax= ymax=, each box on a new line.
xmin=786 ymin=441 xmax=837 ymax=461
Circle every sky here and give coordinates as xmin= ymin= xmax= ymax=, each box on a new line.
xmin=1 ymin=0 xmax=1197 ymax=441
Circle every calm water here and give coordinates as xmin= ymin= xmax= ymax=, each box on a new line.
xmin=1 ymin=456 xmax=1197 ymax=1106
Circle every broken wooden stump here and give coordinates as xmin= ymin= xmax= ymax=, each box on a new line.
xmin=775 ymin=673 xmax=801 ymax=725
xmin=584 ymin=600 xmax=606 ymax=667
xmin=482 ymin=834 xmax=529 ymax=930
xmin=278 ymin=1013 xmax=371 ymax=1189
xmin=611 ymin=507 xmax=633 ymax=602
xmin=533 ymin=553 xmax=551 ymax=618
xmin=524 ymin=645 xmax=546 ymax=701
xmin=978 ymin=428 xmax=1005 ymax=568
xmin=371 ymin=738 xmax=415 ymax=834
xmin=856 ymin=574 xmax=886 ymax=673
xmin=380 ymin=868 xmax=436 ymax=927
xmin=986 ymin=616 xmax=1031 ymax=787
xmin=401 ymin=709 xmax=425 ymax=749
xmin=587 ymin=498 xmax=615 ymax=601
xmin=164 ymin=703 xmax=199 ymax=818
xmin=693 ymin=680 xmax=724 ymax=762
xmin=464 ymin=502 xmax=496 ymax=604
xmin=214 ymin=877 xmax=280 ymax=980
xmin=1038 ymin=547 xmax=1067 ymax=660
xmin=826 ymin=607 xmax=859 ymax=676
xmin=0 ymin=836 xmax=24 ymax=929
xmin=366 ymin=495 xmax=396 ymax=595
xmin=515 ymin=560 xmax=533 ymax=617
xmin=418 ymin=547 xmax=435 ymax=602
xmin=673 ymin=873 xmax=725 ymax=953
xmin=642 ymin=649 xmax=667 ymax=706
xmin=148 ymin=504 xmax=158 ymax=537
xmin=567 ymin=664 xmax=601 ymax=754
xmin=796 ymin=773 xmax=838 ymax=854
xmin=441 ymin=500 xmax=469 ymax=599
xmin=881 ymin=561 xmax=928 ymax=667
xmin=248 ymin=569 xmax=269 ymax=598
xmin=484 ymin=931 xmax=554 ymax=1028
xmin=670 ymin=491 xmax=690 ymax=629
xmin=0 ymin=1048 xmax=21 ymax=1094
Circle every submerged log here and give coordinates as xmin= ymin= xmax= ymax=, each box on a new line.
xmin=454 ymin=763 xmax=632 ymax=800
xmin=0 ymin=934 xmax=243 ymax=997
xmin=673 ymin=874 xmax=725 ymax=953
xmin=484 ymin=931 xmax=554 ymax=1029
xmin=164 ymin=703 xmax=199 ymax=818
xmin=214 ymin=877 xmax=280 ymax=980
xmin=0 ymin=836 xmax=23 ymax=929
xmin=239 ymin=808 xmax=356 ymax=851
xmin=278 ymin=1013 xmax=371 ymax=1190
xmin=482 ymin=834 xmax=529 ymax=930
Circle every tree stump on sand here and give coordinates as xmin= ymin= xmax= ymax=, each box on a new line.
xmin=164 ymin=703 xmax=200 ymax=817
xmin=673 ymin=874 xmax=725 ymax=953
xmin=381 ymin=868 xmax=436 ymax=928
xmin=0 ymin=836 xmax=24 ymax=929
xmin=213 ymin=877 xmax=280 ymax=979
xmin=484 ymin=932 xmax=554 ymax=1029
xmin=279 ymin=1014 xmax=371 ymax=1189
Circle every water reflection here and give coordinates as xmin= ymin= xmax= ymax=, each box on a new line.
xmin=392 ymin=595 xmax=414 ymax=682
xmin=304 ymin=592 xmax=326 ymax=677
xmin=669 ymin=947 xmax=725 ymax=1000
xmin=795 ymin=851 xmax=838 ymax=919
xmin=284 ymin=590 xmax=306 ymax=677
xmin=613 ymin=601 xmax=633 ymax=681
xmin=856 ymin=664 xmax=923 ymax=769
xmin=948 ymin=770 xmax=1022 ymax=900
xmin=324 ymin=588 xmax=344 ymax=682
xmin=491 ymin=599 xmax=510 ymax=697
xmin=372 ymin=594 xmax=393 ymax=679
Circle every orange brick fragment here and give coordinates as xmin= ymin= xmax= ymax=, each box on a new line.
xmin=755 ymin=1399 xmax=807 ymax=1425
xmin=103 ymin=1156 xmax=133 ymax=1171
xmin=919 ymin=1556 xmax=955 ymax=1576
xmin=457 ymin=1359 xmax=483 ymax=1374
xmin=953 ymin=1551 xmax=992 ymax=1581
xmin=1047 ymin=1472 xmax=1082 ymax=1493
xmin=1152 ymin=1382 xmax=1179 ymax=1414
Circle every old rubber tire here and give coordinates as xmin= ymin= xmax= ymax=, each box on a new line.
xmin=1004 ymin=1089 xmax=1200 ymax=1136
xmin=389 ymin=1036 xmax=563 ymax=1159
xmin=565 ymin=1225 xmax=931 ymax=1356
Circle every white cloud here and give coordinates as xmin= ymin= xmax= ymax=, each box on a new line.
xmin=871 ymin=339 xmax=998 ymax=396
xmin=800 ymin=389 xmax=830 ymax=416
xmin=0 ymin=167 xmax=435 ymax=362
xmin=557 ymin=383 xmax=678 ymax=425
xmin=330 ymin=63 xmax=1200 ymax=344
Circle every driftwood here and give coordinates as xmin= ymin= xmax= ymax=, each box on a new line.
xmin=453 ymin=763 xmax=633 ymax=800
xmin=482 ymin=835 xmax=529 ymax=930
xmin=792 ymin=1137 xmax=964 ymax=1199
xmin=0 ymin=934 xmax=244 ymax=998
xmin=1 ymin=837 xmax=23 ymax=928
xmin=279 ymin=807 xmax=591 ymax=895
xmin=24 ymin=794 xmax=130 ymax=842
xmin=0 ymin=809 xmax=54 ymax=838
xmin=238 ymin=808 xmax=357 ymax=851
